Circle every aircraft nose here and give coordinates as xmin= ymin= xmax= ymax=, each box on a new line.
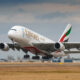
xmin=8 ymin=30 xmax=15 ymax=39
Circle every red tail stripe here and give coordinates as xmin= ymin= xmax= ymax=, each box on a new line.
xmin=59 ymin=32 xmax=67 ymax=42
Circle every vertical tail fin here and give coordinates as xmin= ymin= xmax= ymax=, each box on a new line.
xmin=59 ymin=24 xmax=72 ymax=42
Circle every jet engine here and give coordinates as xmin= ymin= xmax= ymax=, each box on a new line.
xmin=0 ymin=43 xmax=9 ymax=51
xmin=54 ymin=42 xmax=65 ymax=51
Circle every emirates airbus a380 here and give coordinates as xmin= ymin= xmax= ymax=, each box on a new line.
xmin=0 ymin=24 xmax=80 ymax=59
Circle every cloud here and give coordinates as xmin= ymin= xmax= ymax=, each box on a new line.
xmin=36 ymin=12 xmax=69 ymax=19
xmin=0 ymin=3 xmax=80 ymax=24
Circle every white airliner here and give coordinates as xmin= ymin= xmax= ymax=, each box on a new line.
xmin=0 ymin=24 xmax=80 ymax=59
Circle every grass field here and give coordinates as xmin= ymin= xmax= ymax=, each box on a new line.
xmin=0 ymin=62 xmax=80 ymax=80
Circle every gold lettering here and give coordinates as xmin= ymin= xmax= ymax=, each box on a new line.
xmin=25 ymin=29 xmax=40 ymax=41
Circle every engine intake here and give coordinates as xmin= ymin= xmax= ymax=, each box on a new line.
xmin=55 ymin=43 xmax=60 ymax=49
xmin=54 ymin=42 xmax=65 ymax=51
xmin=0 ymin=43 xmax=5 ymax=49
xmin=0 ymin=43 xmax=9 ymax=51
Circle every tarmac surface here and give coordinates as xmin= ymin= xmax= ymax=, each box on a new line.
xmin=0 ymin=62 xmax=80 ymax=80
xmin=0 ymin=62 xmax=80 ymax=67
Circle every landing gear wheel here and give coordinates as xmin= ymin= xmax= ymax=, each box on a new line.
xmin=32 ymin=56 xmax=40 ymax=60
xmin=24 ymin=55 xmax=30 ymax=59
xmin=42 ymin=55 xmax=53 ymax=59
xmin=42 ymin=56 xmax=49 ymax=59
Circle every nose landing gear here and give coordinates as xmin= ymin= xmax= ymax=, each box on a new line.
xmin=24 ymin=55 xmax=30 ymax=59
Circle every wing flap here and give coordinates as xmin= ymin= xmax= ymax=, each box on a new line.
xmin=64 ymin=51 xmax=80 ymax=54
xmin=7 ymin=43 xmax=28 ymax=53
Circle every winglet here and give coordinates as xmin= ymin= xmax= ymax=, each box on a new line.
xmin=59 ymin=24 xmax=72 ymax=42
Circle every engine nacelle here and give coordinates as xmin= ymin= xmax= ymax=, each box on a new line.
xmin=0 ymin=43 xmax=9 ymax=51
xmin=54 ymin=42 xmax=65 ymax=51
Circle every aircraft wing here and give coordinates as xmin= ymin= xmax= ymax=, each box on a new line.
xmin=32 ymin=42 xmax=80 ymax=53
xmin=64 ymin=42 xmax=80 ymax=50
xmin=32 ymin=43 xmax=55 ymax=52
xmin=0 ymin=43 xmax=28 ymax=53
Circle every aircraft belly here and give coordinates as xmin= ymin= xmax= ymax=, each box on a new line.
xmin=51 ymin=51 xmax=65 ymax=57
xmin=24 ymin=46 xmax=45 ymax=55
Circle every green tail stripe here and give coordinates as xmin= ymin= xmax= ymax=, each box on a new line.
xmin=65 ymin=27 xmax=72 ymax=37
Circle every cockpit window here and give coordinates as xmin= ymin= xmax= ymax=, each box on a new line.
xmin=11 ymin=29 xmax=17 ymax=31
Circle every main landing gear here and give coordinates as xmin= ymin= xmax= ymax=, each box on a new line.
xmin=42 ymin=55 xmax=53 ymax=59
xmin=24 ymin=55 xmax=30 ymax=59
xmin=32 ymin=56 xmax=40 ymax=60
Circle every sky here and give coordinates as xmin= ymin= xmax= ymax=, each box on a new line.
xmin=0 ymin=0 xmax=80 ymax=59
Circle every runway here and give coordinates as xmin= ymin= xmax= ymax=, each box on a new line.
xmin=0 ymin=62 xmax=80 ymax=67
xmin=0 ymin=62 xmax=80 ymax=80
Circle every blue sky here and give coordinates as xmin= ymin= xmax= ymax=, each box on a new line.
xmin=0 ymin=0 xmax=80 ymax=4
xmin=0 ymin=0 xmax=80 ymax=59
